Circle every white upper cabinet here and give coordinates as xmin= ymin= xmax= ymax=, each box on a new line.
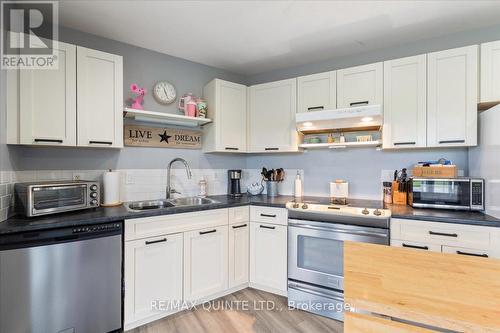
xmin=337 ymin=62 xmax=383 ymax=108
xmin=16 ymin=42 xmax=76 ymax=146
xmin=383 ymin=55 xmax=427 ymax=149
xmin=480 ymin=40 xmax=500 ymax=103
xmin=297 ymin=71 xmax=336 ymax=113
xmin=248 ymin=78 xmax=298 ymax=152
xmin=77 ymin=46 xmax=123 ymax=148
xmin=203 ymin=79 xmax=247 ymax=152
xmin=427 ymin=45 xmax=478 ymax=147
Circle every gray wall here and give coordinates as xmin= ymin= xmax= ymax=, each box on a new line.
xmin=2 ymin=26 xmax=247 ymax=171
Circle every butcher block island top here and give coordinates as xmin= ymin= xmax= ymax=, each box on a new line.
xmin=344 ymin=242 xmax=500 ymax=333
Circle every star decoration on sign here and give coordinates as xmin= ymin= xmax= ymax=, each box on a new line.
xmin=158 ymin=131 xmax=172 ymax=143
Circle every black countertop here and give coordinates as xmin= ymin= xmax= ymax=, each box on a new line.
xmin=1 ymin=195 xmax=499 ymax=235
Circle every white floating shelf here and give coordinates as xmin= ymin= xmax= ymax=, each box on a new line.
xmin=124 ymin=108 xmax=212 ymax=127
xmin=299 ymin=140 xmax=382 ymax=149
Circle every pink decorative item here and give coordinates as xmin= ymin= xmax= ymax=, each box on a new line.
xmin=130 ymin=83 xmax=146 ymax=110
xmin=186 ymin=100 xmax=197 ymax=117
xmin=178 ymin=93 xmax=196 ymax=115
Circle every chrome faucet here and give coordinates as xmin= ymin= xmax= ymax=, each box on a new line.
xmin=166 ymin=158 xmax=192 ymax=199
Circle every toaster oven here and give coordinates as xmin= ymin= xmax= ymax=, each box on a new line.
xmin=15 ymin=181 xmax=100 ymax=217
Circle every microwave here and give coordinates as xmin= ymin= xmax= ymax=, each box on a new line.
xmin=15 ymin=181 xmax=100 ymax=217
xmin=411 ymin=178 xmax=484 ymax=211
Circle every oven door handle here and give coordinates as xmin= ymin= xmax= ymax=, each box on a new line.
xmin=288 ymin=284 xmax=344 ymax=302
xmin=289 ymin=222 xmax=387 ymax=238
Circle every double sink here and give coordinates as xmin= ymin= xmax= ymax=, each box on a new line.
xmin=126 ymin=196 xmax=219 ymax=211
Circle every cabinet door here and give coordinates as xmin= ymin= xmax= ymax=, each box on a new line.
xmin=383 ymin=55 xmax=427 ymax=149
xmin=427 ymin=46 xmax=478 ymax=147
xmin=249 ymin=222 xmax=287 ymax=295
xmin=297 ymin=71 xmax=336 ymax=113
xmin=248 ymin=79 xmax=298 ymax=152
xmin=77 ymin=46 xmax=123 ymax=148
xmin=184 ymin=226 xmax=228 ymax=301
xmin=480 ymin=40 xmax=500 ymax=103
xmin=124 ymin=233 xmax=183 ymax=326
xmin=19 ymin=41 xmax=76 ymax=146
xmin=337 ymin=62 xmax=383 ymax=108
xmin=229 ymin=223 xmax=249 ymax=288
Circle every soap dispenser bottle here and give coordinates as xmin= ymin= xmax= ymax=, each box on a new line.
xmin=294 ymin=171 xmax=303 ymax=198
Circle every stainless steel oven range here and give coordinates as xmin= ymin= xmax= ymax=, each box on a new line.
xmin=286 ymin=201 xmax=391 ymax=321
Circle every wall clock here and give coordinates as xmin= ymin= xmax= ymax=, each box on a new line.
xmin=153 ymin=81 xmax=177 ymax=105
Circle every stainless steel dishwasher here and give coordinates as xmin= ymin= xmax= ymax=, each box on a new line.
xmin=0 ymin=222 xmax=123 ymax=333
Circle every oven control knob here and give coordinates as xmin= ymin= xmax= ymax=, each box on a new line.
xmin=90 ymin=184 xmax=98 ymax=191
xmin=91 ymin=199 xmax=98 ymax=206
xmin=362 ymin=208 xmax=370 ymax=215
xmin=373 ymin=209 xmax=382 ymax=216
xmin=293 ymin=203 xmax=300 ymax=209
xmin=90 ymin=192 xmax=98 ymax=198
xmin=302 ymin=204 xmax=308 ymax=209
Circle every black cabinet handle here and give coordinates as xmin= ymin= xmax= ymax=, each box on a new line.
xmin=349 ymin=101 xmax=369 ymax=107
xmin=89 ymin=141 xmax=113 ymax=145
xmin=232 ymin=224 xmax=247 ymax=229
xmin=225 ymin=147 xmax=239 ymax=151
xmin=438 ymin=140 xmax=465 ymax=144
xmin=260 ymin=225 xmax=276 ymax=230
xmin=394 ymin=142 xmax=416 ymax=146
xmin=429 ymin=231 xmax=458 ymax=237
xmin=265 ymin=147 xmax=279 ymax=151
xmin=402 ymin=243 xmax=429 ymax=250
xmin=34 ymin=138 xmax=63 ymax=143
xmin=456 ymin=250 xmax=488 ymax=258
xmin=199 ymin=229 xmax=217 ymax=235
xmin=260 ymin=213 xmax=276 ymax=218
xmin=307 ymin=106 xmax=324 ymax=111
xmin=145 ymin=238 xmax=167 ymax=245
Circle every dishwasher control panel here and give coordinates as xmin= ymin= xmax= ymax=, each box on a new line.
xmin=72 ymin=223 xmax=122 ymax=234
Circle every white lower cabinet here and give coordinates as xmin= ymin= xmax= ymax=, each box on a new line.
xmin=183 ymin=226 xmax=229 ymax=302
xmin=229 ymin=222 xmax=250 ymax=288
xmin=249 ymin=221 xmax=287 ymax=296
xmin=124 ymin=233 xmax=183 ymax=330
xmin=391 ymin=218 xmax=500 ymax=259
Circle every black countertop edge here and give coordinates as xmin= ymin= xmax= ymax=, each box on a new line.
xmin=1 ymin=195 xmax=499 ymax=235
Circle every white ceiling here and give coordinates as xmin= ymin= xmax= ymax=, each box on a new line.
xmin=59 ymin=1 xmax=500 ymax=75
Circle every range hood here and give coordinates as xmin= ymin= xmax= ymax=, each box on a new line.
xmin=296 ymin=104 xmax=382 ymax=133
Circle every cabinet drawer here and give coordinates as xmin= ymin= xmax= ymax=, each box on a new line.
xmin=229 ymin=206 xmax=249 ymax=224
xmin=250 ymin=206 xmax=287 ymax=226
xmin=125 ymin=209 xmax=228 ymax=241
xmin=391 ymin=218 xmax=492 ymax=249
xmin=442 ymin=246 xmax=491 ymax=259
xmin=391 ymin=239 xmax=441 ymax=253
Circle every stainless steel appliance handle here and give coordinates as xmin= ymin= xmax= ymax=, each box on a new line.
xmin=32 ymin=184 xmax=87 ymax=191
xmin=289 ymin=221 xmax=387 ymax=238
xmin=288 ymin=284 xmax=344 ymax=302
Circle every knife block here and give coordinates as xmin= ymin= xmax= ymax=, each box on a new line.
xmin=392 ymin=181 xmax=407 ymax=205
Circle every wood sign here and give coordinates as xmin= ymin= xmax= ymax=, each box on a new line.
xmin=124 ymin=125 xmax=202 ymax=149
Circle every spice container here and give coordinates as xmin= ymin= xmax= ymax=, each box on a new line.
xmin=383 ymin=182 xmax=392 ymax=204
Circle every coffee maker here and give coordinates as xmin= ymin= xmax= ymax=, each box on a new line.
xmin=228 ymin=170 xmax=242 ymax=197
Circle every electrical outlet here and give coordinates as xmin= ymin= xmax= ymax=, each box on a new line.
xmin=73 ymin=173 xmax=84 ymax=181
xmin=126 ymin=172 xmax=134 ymax=185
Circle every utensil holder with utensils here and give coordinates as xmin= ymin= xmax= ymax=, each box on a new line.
xmin=265 ymin=181 xmax=279 ymax=197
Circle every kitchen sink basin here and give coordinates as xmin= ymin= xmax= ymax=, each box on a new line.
xmin=126 ymin=200 xmax=175 ymax=211
xmin=126 ymin=197 xmax=219 ymax=211
xmin=169 ymin=197 xmax=218 ymax=207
